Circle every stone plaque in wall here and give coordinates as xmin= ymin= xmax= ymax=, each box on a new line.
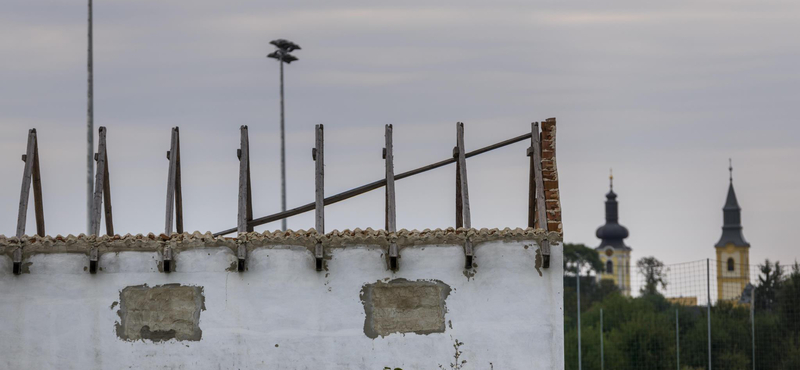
xmin=361 ymin=279 xmax=451 ymax=338
xmin=114 ymin=284 xmax=205 ymax=342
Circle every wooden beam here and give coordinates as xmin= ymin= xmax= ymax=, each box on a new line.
xmin=385 ymin=124 xmax=396 ymax=233
xmin=385 ymin=125 xmax=398 ymax=270
xmin=90 ymin=127 xmax=107 ymax=236
xmin=214 ymin=131 xmax=534 ymax=236
xmin=102 ymin=148 xmax=114 ymax=236
xmin=455 ymin=122 xmax=473 ymax=269
xmin=454 ymin=147 xmax=463 ymax=229
xmin=528 ymin=122 xmax=550 ymax=268
xmin=174 ymin=128 xmax=184 ymax=234
xmin=16 ymin=129 xmax=37 ymax=238
xmin=236 ymin=125 xmax=251 ymax=272
xmin=165 ymin=127 xmax=179 ymax=236
xmin=314 ymin=124 xmax=324 ymax=271
xmin=31 ymin=131 xmax=45 ymax=237
xmin=456 ymin=122 xmax=471 ymax=229
xmin=237 ymin=125 xmax=250 ymax=235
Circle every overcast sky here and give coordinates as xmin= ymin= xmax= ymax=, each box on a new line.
xmin=1 ymin=1 xmax=798 ymax=268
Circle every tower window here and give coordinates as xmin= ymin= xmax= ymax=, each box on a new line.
xmin=606 ymin=260 xmax=614 ymax=274
xmin=727 ymin=258 xmax=735 ymax=272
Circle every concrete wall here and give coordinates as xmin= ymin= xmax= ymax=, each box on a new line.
xmin=0 ymin=228 xmax=563 ymax=370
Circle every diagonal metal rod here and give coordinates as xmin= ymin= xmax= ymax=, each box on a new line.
xmin=213 ymin=131 xmax=533 ymax=236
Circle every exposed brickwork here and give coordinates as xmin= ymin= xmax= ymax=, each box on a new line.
xmin=540 ymin=118 xmax=562 ymax=234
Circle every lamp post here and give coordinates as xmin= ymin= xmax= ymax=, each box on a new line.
xmin=268 ymin=39 xmax=300 ymax=232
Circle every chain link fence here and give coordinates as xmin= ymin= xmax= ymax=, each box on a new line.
xmin=565 ymin=258 xmax=800 ymax=370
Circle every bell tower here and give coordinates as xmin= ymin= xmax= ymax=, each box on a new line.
xmin=595 ymin=170 xmax=632 ymax=296
xmin=715 ymin=160 xmax=750 ymax=301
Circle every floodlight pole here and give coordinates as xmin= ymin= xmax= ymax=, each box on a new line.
xmin=577 ymin=258 xmax=582 ymax=370
xmin=86 ymin=0 xmax=94 ymax=233
xmin=268 ymin=39 xmax=300 ymax=232
xmin=279 ymin=53 xmax=286 ymax=232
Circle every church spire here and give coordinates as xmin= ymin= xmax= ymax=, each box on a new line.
xmin=609 ymin=168 xmax=614 ymax=191
xmin=729 ymin=158 xmax=733 ymax=183
xmin=716 ymin=160 xmax=749 ymax=247
xmin=596 ymin=171 xmax=630 ymax=250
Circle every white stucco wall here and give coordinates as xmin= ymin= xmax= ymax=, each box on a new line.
xmin=0 ymin=233 xmax=563 ymax=370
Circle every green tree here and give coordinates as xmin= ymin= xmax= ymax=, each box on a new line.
xmin=755 ymin=259 xmax=784 ymax=311
xmin=564 ymin=243 xmax=603 ymax=276
xmin=777 ymin=262 xmax=800 ymax=335
xmin=637 ymin=256 xmax=668 ymax=295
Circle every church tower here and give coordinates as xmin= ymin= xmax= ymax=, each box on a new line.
xmin=716 ymin=161 xmax=750 ymax=301
xmin=595 ymin=171 xmax=632 ymax=296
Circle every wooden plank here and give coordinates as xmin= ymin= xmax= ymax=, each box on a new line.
xmin=385 ymin=125 xmax=396 ymax=233
xmin=15 ymin=129 xmax=36 ymax=238
xmin=102 ymin=148 xmax=114 ymax=236
xmin=237 ymin=125 xmax=250 ymax=235
xmin=454 ymin=147 xmax=463 ymax=229
xmin=530 ymin=122 xmax=551 ymax=266
xmin=174 ymin=127 xmax=184 ymax=234
xmin=90 ymin=127 xmax=106 ymax=236
xmin=456 ymin=122 xmax=473 ymax=269
xmin=164 ymin=127 xmax=178 ymax=235
xmin=531 ymin=123 xmax=547 ymax=230
xmin=527 ymin=133 xmax=536 ymax=228
xmin=31 ymin=131 xmax=45 ymax=237
xmin=314 ymin=124 xmax=324 ymax=234
xmin=246 ymin=129 xmax=253 ymax=233
xmin=214 ymin=131 xmax=534 ymax=236
xmin=385 ymin=125 xmax=398 ymax=270
xmin=456 ymin=122 xmax=471 ymax=229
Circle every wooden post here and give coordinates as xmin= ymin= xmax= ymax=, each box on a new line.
xmin=455 ymin=122 xmax=473 ymax=269
xmin=13 ymin=128 xmax=45 ymax=275
xmin=164 ymin=126 xmax=184 ymax=236
xmin=236 ymin=125 xmax=252 ymax=272
xmin=163 ymin=127 xmax=182 ymax=273
xmin=384 ymin=125 xmax=399 ymax=270
xmin=313 ymin=124 xmax=325 ymax=271
xmin=528 ymin=122 xmax=550 ymax=268
xmin=16 ymin=128 xmax=45 ymax=238
xmin=31 ymin=131 xmax=45 ymax=237
xmin=237 ymin=125 xmax=253 ymax=235
xmin=454 ymin=147 xmax=463 ymax=229
xmin=90 ymin=126 xmax=113 ymax=236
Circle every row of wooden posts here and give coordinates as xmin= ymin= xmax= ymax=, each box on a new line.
xmin=10 ymin=122 xmax=552 ymax=275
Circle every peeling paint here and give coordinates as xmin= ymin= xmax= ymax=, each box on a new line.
xmin=535 ymin=246 xmax=543 ymax=277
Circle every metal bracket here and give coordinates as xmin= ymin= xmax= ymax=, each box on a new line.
xmin=89 ymin=247 xmax=99 ymax=274
xmin=237 ymin=244 xmax=247 ymax=272
xmin=12 ymin=247 xmax=22 ymax=275
xmin=464 ymin=239 xmax=474 ymax=269
xmin=163 ymin=247 xmax=173 ymax=273
xmin=388 ymin=243 xmax=399 ymax=271
xmin=314 ymin=242 xmax=324 ymax=271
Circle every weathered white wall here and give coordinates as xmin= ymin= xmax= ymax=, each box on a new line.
xmin=0 ymin=233 xmax=563 ymax=370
